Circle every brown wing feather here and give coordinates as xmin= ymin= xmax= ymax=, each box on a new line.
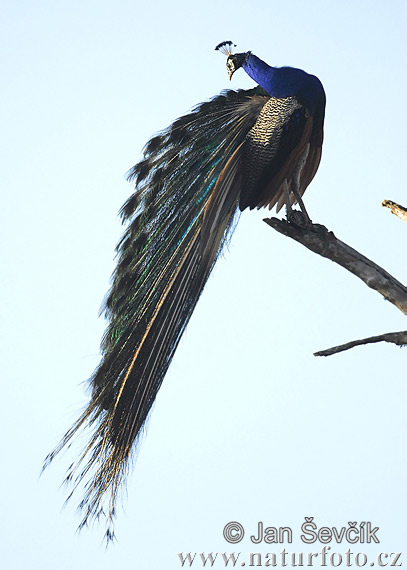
xmin=300 ymin=131 xmax=323 ymax=192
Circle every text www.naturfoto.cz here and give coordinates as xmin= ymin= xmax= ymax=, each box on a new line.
xmin=177 ymin=549 xmax=403 ymax=567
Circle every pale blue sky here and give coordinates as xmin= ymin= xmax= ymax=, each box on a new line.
xmin=2 ymin=0 xmax=407 ymax=567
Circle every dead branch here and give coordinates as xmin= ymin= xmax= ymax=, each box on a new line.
xmin=382 ymin=200 xmax=407 ymax=222
xmin=314 ymin=331 xmax=407 ymax=357
xmin=264 ymin=213 xmax=407 ymax=316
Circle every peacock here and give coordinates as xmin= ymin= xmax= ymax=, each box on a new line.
xmin=44 ymin=41 xmax=326 ymax=540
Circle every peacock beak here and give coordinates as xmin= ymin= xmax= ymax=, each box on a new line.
xmin=226 ymin=58 xmax=235 ymax=80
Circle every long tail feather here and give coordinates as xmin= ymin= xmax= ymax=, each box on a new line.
xmin=43 ymin=87 xmax=270 ymax=540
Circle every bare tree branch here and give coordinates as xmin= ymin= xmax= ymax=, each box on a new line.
xmin=263 ymin=214 xmax=407 ymax=315
xmin=382 ymin=200 xmax=407 ymax=222
xmin=314 ymin=331 xmax=407 ymax=357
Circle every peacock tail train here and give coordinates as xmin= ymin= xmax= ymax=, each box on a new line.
xmin=44 ymin=86 xmax=274 ymax=539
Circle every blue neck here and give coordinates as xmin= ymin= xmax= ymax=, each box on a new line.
xmin=242 ymin=54 xmax=324 ymax=113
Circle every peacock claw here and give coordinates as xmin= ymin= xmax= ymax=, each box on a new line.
xmin=287 ymin=209 xmax=312 ymax=227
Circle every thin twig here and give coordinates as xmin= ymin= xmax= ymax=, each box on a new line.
xmin=264 ymin=213 xmax=407 ymax=315
xmin=382 ymin=200 xmax=407 ymax=222
xmin=314 ymin=331 xmax=407 ymax=357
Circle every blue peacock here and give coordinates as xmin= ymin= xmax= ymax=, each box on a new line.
xmin=44 ymin=42 xmax=326 ymax=540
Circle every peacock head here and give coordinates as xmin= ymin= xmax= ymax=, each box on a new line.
xmin=215 ymin=41 xmax=251 ymax=80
